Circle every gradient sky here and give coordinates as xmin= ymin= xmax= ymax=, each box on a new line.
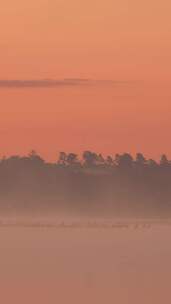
xmin=0 ymin=0 xmax=171 ymax=160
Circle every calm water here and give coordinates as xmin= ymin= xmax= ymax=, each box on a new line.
xmin=0 ymin=223 xmax=171 ymax=304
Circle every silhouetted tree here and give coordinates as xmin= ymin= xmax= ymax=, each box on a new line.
xmin=28 ymin=150 xmax=44 ymax=164
xmin=58 ymin=152 xmax=67 ymax=165
xmin=160 ymin=154 xmax=169 ymax=167
xmin=83 ymin=151 xmax=98 ymax=167
xmin=66 ymin=153 xmax=79 ymax=166
xmin=106 ymin=155 xmax=114 ymax=166
xmin=135 ymin=153 xmax=147 ymax=166
xmin=147 ymin=158 xmax=158 ymax=168
xmin=115 ymin=153 xmax=133 ymax=168
xmin=97 ymin=154 xmax=105 ymax=166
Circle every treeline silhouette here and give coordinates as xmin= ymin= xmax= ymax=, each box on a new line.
xmin=0 ymin=150 xmax=171 ymax=217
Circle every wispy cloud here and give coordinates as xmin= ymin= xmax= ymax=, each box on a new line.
xmin=0 ymin=79 xmax=129 ymax=88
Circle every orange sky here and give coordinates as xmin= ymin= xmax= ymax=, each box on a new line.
xmin=0 ymin=0 xmax=171 ymax=160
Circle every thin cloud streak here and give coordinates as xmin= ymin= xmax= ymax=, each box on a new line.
xmin=0 ymin=79 xmax=129 ymax=88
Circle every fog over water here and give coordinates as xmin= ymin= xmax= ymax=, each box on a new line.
xmin=0 ymin=219 xmax=171 ymax=304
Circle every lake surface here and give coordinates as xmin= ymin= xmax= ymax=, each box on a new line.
xmin=0 ymin=223 xmax=171 ymax=304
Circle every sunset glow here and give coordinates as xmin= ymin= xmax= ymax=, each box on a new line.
xmin=0 ymin=0 xmax=171 ymax=159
